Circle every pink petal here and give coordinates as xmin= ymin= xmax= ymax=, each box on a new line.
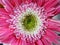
xmin=37 ymin=0 xmax=45 ymax=6
xmin=32 ymin=0 xmax=45 ymax=6
xmin=44 ymin=0 xmax=59 ymax=10
xmin=45 ymin=13 xmax=54 ymax=18
xmin=13 ymin=0 xmax=32 ymax=7
xmin=0 ymin=8 xmax=11 ymax=27
xmin=1 ymin=0 xmax=14 ymax=12
xmin=41 ymin=37 xmax=52 ymax=45
xmin=0 ymin=0 xmax=4 ymax=6
xmin=45 ymin=29 xmax=60 ymax=45
xmin=19 ymin=39 xmax=36 ymax=45
xmin=0 ymin=8 xmax=9 ymax=14
xmin=57 ymin=36 xmax=60 ymax=40
xmin=36 ymin=40 xmax=43 ymax=45
xmin=13 ymin=0 xmax=21 ymax=7
xmin=52 ymin=6 xmax=60 ymax=15
xmin=8 ymin=0 xmax=16 ymax=7
xmin=46 ymin=29 xmax=58 ymax=40
xmin=32 ymin=0 xmax=37 ymax=3
xmin=45 ymin=19 xmax=60 ymax=32
xmin=0 ymin=27 xmax=14 ymax=43
xmin=1 ymin=35 xmax=15 ymax=43
xmin=19 ymin=39 xmax=27 ymax=45
xmin=0 ymin=18 xmax=9 ymax=27
xmin=22 ymin=0 xmax=32 ymax=3
xmin=46 ymin=6 xmax=60 ymax=16
xmin=11 ymin=37 xmax=20 ymax=45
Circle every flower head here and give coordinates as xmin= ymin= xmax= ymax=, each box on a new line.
xmin=0 ymin=0 xmax=60 ymax=45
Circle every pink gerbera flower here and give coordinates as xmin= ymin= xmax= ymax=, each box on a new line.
xmin=0 ymin=0 xmax=60 ymax=45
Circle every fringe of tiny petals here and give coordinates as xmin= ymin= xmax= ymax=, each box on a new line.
xmin=6 ymin=3 xmax=47 ymax=42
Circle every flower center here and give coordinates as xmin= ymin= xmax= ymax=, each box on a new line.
xmin=9 ymin=3 xmax=46 ymax=41
xmin=21 ymin=13 xmax=37 ymax=32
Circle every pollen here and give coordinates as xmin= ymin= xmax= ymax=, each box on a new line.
xmin=21 ymin=13 xmax=38 ymax=32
